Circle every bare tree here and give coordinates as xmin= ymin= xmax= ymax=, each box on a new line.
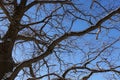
xmin=0 ymin=0 xmax=120 ymax=80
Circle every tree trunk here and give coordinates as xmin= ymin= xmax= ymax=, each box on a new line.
xmin=0 ymin=24 xmax=18 ymax=79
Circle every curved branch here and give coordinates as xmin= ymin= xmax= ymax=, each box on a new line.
xmin=62 ymin=65 xmax=120 ymax=79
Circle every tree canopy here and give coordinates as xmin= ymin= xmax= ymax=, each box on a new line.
xmin=0 ymin=0 xmax=120 ymax=80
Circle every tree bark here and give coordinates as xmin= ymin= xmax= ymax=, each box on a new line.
xmin=0 ymin=24 xmax=18 ymax=79
xmin=0 ymin=0 xmax=27 ymax=79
